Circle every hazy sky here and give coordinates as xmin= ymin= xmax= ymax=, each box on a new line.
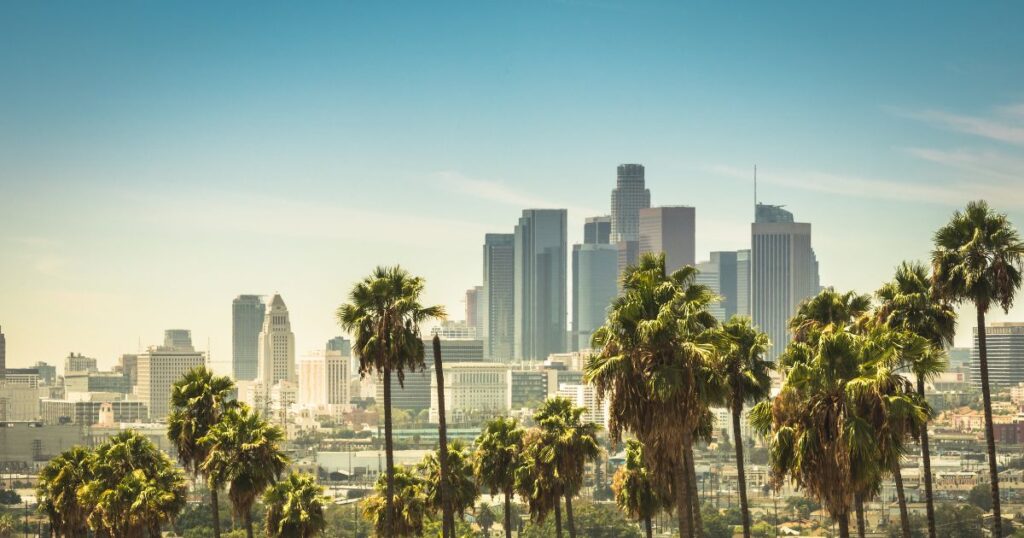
xmin=2 ymin=2 xmax=1023 ymax=372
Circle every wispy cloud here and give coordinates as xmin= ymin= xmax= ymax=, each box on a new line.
xmin=892 ymin=104 xmax=1024 ymax=147
xmin=904 ymin=147 xmax=1024 ymax=184
xmin=435 ymin=170 xmax=603 ymax=217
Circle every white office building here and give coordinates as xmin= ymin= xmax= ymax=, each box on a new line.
xmin=429 ymin=362 xmax=510 ymax=423
xmin=136 ymin=344 xmax=207 ymax=420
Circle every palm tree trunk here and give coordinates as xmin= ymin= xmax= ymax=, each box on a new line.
xmin=676 ymin=434 xmax=694 ymax=538
xmin=645 ymin=515 xmax=653 ymax=538
xmin=383 ymin=365 xmax=396 ymax=537
xmin=977 ymin=308 xmax=1002 ymax=538
xmin=504 ymin=488 xmax=514 ymax=538
xmin=564 ymin=493 xmax=577 ymax=538
xmin=854 ymin=495 xmax=866 ymax=538
xmin=210 ymin=486 xmax=221 ymax=538
xmin=837 ymin=510 xmax=850 ymax=538
xmin=244 ymin=509 xmax=254 ymax=538
xmin=555 ymin=499 xmax=563 ymax=538
xmin=686 ymin=444 xmax=704 ymax=538
xmin=733 ymin=399 xmax=751 ymax=538
xmin=432 ymin=336 xmax=453 ymax=538
xmin=893 ymin=460 xmax=911 ymax=538
xmin=917 ymin=376 xmax=937 ymax=538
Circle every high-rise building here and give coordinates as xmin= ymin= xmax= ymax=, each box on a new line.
xmin=163 ymin=329 xmax=194 ymax=351
xmin=736 ymin=249 xmax=751 ymax=317
xmin=696 ymin=260 xmax=726 ymax=320
xmin=971 ymin=322 xmax=1024 ymax=388
xmin=695 ymin=251 xmax=741 ymax=321
xmin=0 ymin=326 xmax=5 ymax=380
xmin=584 ymin=216 xmax=612 ymax=245
xmin=752 ymin=203 xmax=820 ymax=360
xmin=572 ymin=243 xmax=618 ymax=350
xmin=326 ymin=336 xmax=351 ymax=356
xmin=610 ymin=164 xmax=651 ymax=244
xmin=639 ymin=206 xmax=696 ymax=274
xmin=514 ymin=209 xmax=568 ymax=360
xmin=298 ymin=349 xmax=350 ymax=407
xmin=65 ymin=353 xmax=98 ymax=375
xmin=258 ymin=294 xmax=296 ymax=387
xmin=136 ymin=343 xmax=207 ymax=420
xmin=465 ymin=286 xmax=483 ymax=331
xmin=482 ymin=233 xmax=515 ymax=360
xmin=232 ymin=295 xmax=266 ymax=381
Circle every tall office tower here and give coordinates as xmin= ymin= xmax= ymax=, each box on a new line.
xmin=638 ymin=206 xmax=696 ymax=274
xmin=971 ymin=322 xmax=1024 ymax=388
xmin=257 ymin=294 xmax=296 ymax=386
xmin=325 ymin=350 xmax=350 ymax=406
xmin=572 ymin=243 xmax=618 ymax=350
xmin=514 ymin=209 xmax=568 ymax=360
xmin=735 ymin=249 xmax=751 ymax=317
xmin=163 ymin=329 xmax=194 ymax=351
xmin=752 ymin=203 xmax=820 ymax=360
xmin=0 ymin=326 xmax=5 ymax=380
xmin=696 ymin=260 xmax=726 ymax=320
xmin=326 ymin=336 xmax=351 ymax=356
xmin=232 ymin=295 xmax=266 ymax=381
xmin=465 ymin=286 xmax=483 ymax=330
xmin=298 ymin=350 xmax=350 ymax=407
xmin=136 ymin=344 xmax=207 ymax=420
xmin=482 ymin=233 xmax=515 ymax=360
xmin=610 ymin=164 xmax=651 ymax=244
xmin=65 ymin=353 xmax=98 ymax=375
xmin=695 ymin=251 xmax=740 ymax=321
xmin=584 ymin=216 xmax=612 ymax=245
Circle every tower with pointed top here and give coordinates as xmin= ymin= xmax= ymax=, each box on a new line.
xmin=257 ymin=294 xmax=296 ymax=387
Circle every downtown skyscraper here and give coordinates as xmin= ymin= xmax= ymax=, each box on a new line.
xmin=482 ymin=233 xmax=515 ymax=360
xmin=610 ymin=164 xmax=651 ymax=274
xmin=752 ymin=203 xmax=820 ymax=360
xmin=572 ymin=218 xmax=617 ymax=351
xmin=514 ymin=209 xmax=568 ymax=360
xmin=232 ymin=295 xmax=266 ymax=381
xmin=638 ymin=206 xmax=696 ymax=274
xmin=257 ymin=294 xmax=296 ymax=386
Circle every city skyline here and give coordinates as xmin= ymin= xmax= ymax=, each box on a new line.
xmin=3 ymin=2 xmax=1024 ymax=367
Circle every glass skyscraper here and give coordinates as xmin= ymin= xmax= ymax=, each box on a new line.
xmin=514 ymin=209 xmax=568 ymax=360
xmin=482 ymin=233 xmax=515 ymax=360
xmin=232 ymin=295 xmax=265 ymax=381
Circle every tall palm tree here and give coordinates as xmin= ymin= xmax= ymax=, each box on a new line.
xmin=363 ymin=465 xmax=428 ymax=537
xmin=77 ymin=430 xmax=188 ymax=537
xmin=167 ymin=366 xmax=236 ymax=538
xmin=586 ymin=252 xmax=720 ymax=538
xmin=473 ymin=416 xmax=526 ymax=538
xmin=932 ymin=200 xmax=1023 ymax=538
xmin=420 ymin=440 xmax=480 ymax=525
xmin=719 ymin=316 xmax=772 ymax=538
xmin=875 ymin=261 xmax=956 ymax=538
xmin=515 ymin=427 xmax=564 ymax=537
xmin=201 ymin=405 xmax=288 ymax=538
xmin=533 ymin=397 xmax=602 ymax=538
xmin=337 ymin=265 xmax=445 ymax=536
xmin=263 ymin=472 xmax=329 ymax=538
xmin=37 ymin=446 xmax=92 ymax=537
xmin=612 ymin=439 xmax=670 ymax=538
xmin=430 ymin=335 xmax=455 ymax=538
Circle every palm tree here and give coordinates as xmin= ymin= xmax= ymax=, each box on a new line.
xmin=932 ymin=200 xmax=1023 ymax=538
xmin=77 ymin=430 xmax=188 ymax=537
xmin=0 ymin=514 xmax=15 ymax=538
xmin=167 ymin=366 xmax=236 ymax=538
xmin=586 ymin=252 xmax=720 ymax=538
xmin=430 ymin=335 xmax=454 ymax=538
xmin=37 ymin=446 xmax=92 ymax=537
xmin=612 ymin=439 xmax=670 ymax=538
xmin=337 ymin=265 xmax=445 ymax=536
xmin=719 ymin=316 xmax=772 ymax=538
xmin=201 ymin=405 xmax=288 ymax=538
xmin=474 ymin=416 xmax=525 ymax=538
xmin=420 ymin=440 xmax=480 ymax=526
xmin=515 ymin=427 xmax=565 ymax=536
xmin=263 ymin=472 xmax=328 ymax=537
xmin=533 ymin=397 xmax=602 ymax=538
xmin=876 ymin=261 xmax=957 ymax=538
xmin=363 ymin=465 xmax=428 ymax=537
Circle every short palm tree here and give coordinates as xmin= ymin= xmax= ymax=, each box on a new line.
xmin=586 ymin=252 xmax=719 ymax=538
xmin=201 ymin=404 xmax=289 ymax=538
xmin=338 ymin=265 xmax=444 ymax=537
xmin=612 ymin=439 xmax=670 ymax=538
xmin=932 ymin=200 xmax=1023 ymax=538
xmin=420 ymin=440 xmax=479 ymax=524
xmin=363 ymin=465 xmax=428 ymax=537
xmin=515 ymin=427 xmax=564 ymax=536
xmin=473 ymin=416 xmax=525 ymax=538
xmin=719 ymin=316 xmax=772 ymax=538
xmin=263 ymin=472 xmax=329 ymax=537
xmin=533 ymin=397 xmax=602 ymax=538
xmin=0 ymin=514 xmax=15 ymax=538
xmin=37 ymin=446 xmax=93 ymax=537
xmin=77 ymin=430 xmax=188 ymax=537
xmin=875 ymin=261 xmax=956 ymax=538
xmin=167 ymin=366 xmax=236 ymax=538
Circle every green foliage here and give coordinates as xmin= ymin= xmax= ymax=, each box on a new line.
xmin=361 ymin=465 xmax=427 ymax=537
xmin=0 ymin=514 xmax=14 ymax=538
xmin=418 ymin=441 xmax=479 ymax=520
xmin=968 ymin=483 xmax=993 ymax=511
xmin=785 ymin=496 xmax=820 ymax=519
xmin=476 ymin=502 xmax=496 ymax=532
xmin=701 ymin=506 xmax=734 ymax=538
xmin=37 ymin=445 xmax=92 ymax=537
xmin=0 ymin=491 xmax=19 ymax=506
xmin=612 ymin=439 xmax=670 ymax=525
xmin=520 ymin=502 xmax=641 ymax=538
xmin=750 ymin=520 xmax=774 ymax=537
xmin=264 ymin=472 xmax=329 ymax=537
xmin=473 ymin=416 xmax=525 ymax=498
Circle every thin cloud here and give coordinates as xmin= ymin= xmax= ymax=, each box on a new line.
xmin=436 ymin=170 xmax=603 ymax=217
xmin=904 ymin=147 xmax=1024 ymax=184
xmin=892 ymin=106 xmax=1024 ymax=147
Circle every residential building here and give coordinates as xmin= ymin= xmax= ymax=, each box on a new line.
xmin=971 ymin=322 xmax=1024 ymax=388
xmin=232 ymin=295 xmax=266 ymax=381
xmin=514 ymin=209 xmax=568 ymax=360
xmin=639 ymin=206 xmax=696 ymax=274
xmin=572 ymin=243 xmax=617 ymax=350
xmin=65 ymin=353 xmax=98 ymax=375
xmin=136 ymin=343 xmax=207 ymax=420
xmin=482 ymin=233 xmax=515 ymax=360
xmin=752 ymin=203 xmax=820 ymax=360
xmin=429 ymin=362 xmax=510 ymax=423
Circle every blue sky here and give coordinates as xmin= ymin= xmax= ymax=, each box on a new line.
xmin=2 ymin=1 xmax=1023 ymax=369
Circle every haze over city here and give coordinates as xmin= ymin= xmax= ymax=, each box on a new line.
xmin=2 ymin=1 xmax=1024 ymax=369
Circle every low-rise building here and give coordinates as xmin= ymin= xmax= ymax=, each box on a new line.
xmin=40 ymin=394 xmax=149 ymax=425
xmin=430 ymin=362 xmax=509 ymax=423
